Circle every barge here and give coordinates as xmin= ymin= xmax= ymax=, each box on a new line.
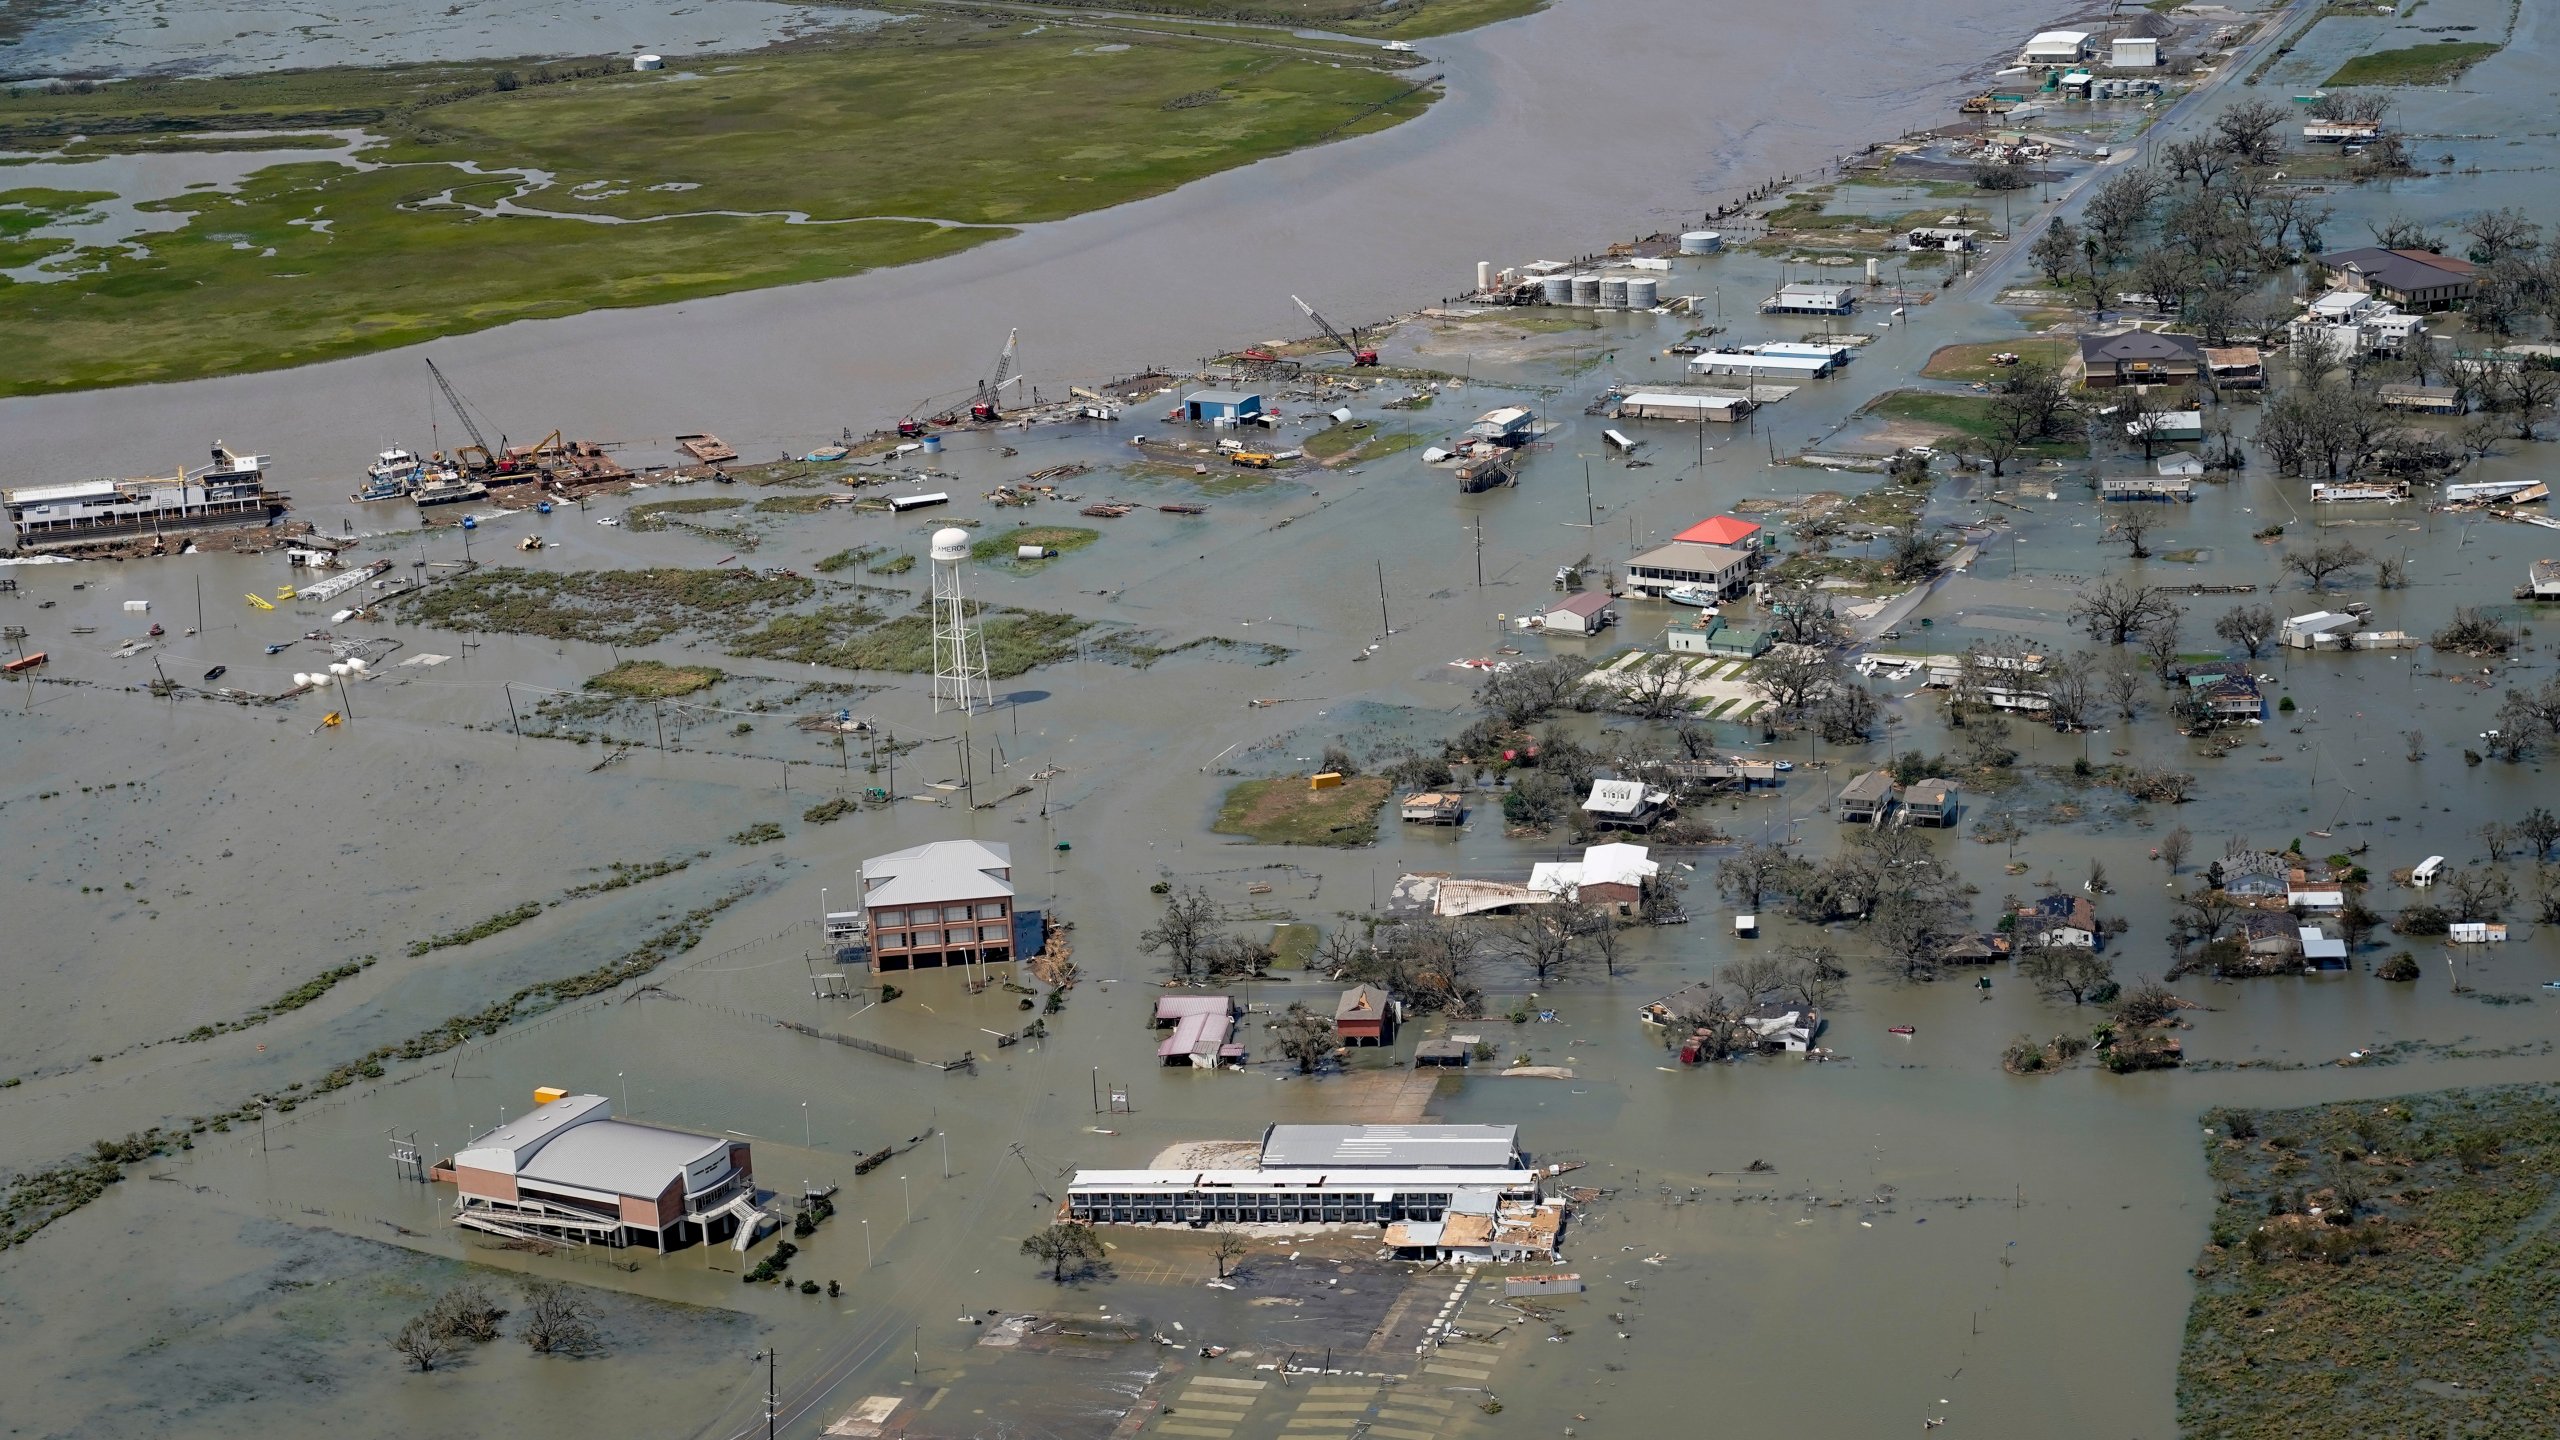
xmin=3 ymin=443 xmax=287 ymax=557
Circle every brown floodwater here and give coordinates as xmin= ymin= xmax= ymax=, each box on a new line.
xmin=7 ymin=1 xmax=2560 ymax=1437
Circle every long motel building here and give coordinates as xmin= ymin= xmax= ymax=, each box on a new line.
xmin=1066 ymin=1123 xmax=1567 ymax=1260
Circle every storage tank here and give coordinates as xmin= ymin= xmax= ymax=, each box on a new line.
xmin=1679 ymin=230 xmax=1723 ymax=255
xmin=1017 ymin=545 xmax=1054 ymax=561
xmin=1866 ymin=257 xmax=1881 ymax=284
xmin=1540 ymin=274 xmax=1573 ymax=305
xmin=1625 ymin=276 xmax=1659 ymax=309
xmin=633 ymin=53 xmax=664 ymax=70
xmin=1599 ymin=276 xmax=1629 ymax=309
xmin=1571 ymin=274 xmax=1602 ymax=306
xmin=922 ymin=434 xmax=942 ymax=454
xmin=1476 ymin=261 xmax=1493 ymax=292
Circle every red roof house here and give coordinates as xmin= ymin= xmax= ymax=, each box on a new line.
xmin=1673 ymin=516 xmax=1761 ymax=548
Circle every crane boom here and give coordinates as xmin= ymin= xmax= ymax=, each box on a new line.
xmin=419 ymin=356 xmax=494 ymax=468
xmin=1290 ymin=295 xmax=1378 ymax=366
xmin=989 ymin=328 xmax=1018 ymax=394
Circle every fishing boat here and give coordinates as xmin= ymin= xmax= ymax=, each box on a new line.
xmin=1887 ymin=1024 xmax=1916 ymax=1036
xmin=353 ymin=447 xmax=424 ymax=502
xmin=412 ymin=460 xmax=487 ymax=507
xmin=202 ymin=665 xmax=227 ymax=682
xmin=1663 ymin=585 xmax=1718 ymax=607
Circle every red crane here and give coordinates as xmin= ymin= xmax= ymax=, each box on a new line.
xmin=1292 ymin=295 xmax=1378 ymax=366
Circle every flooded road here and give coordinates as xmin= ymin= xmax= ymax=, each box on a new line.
xmin=7 ymin=0 xmax=2560 ymax=1437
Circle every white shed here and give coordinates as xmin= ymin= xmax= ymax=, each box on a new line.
xmin=2023 ymin=29 xmax=2093 ymax=63
xmin=2111 ymin=36 xmax=2158 ymax=68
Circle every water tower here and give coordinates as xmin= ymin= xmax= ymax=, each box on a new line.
xmin=929 ymin=527 xmax=989 ymax=714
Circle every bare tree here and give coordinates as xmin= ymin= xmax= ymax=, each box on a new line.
xmin=2477 ymin=821 xmax=2517 ymax=864
xmin=1266 ymin=1002 xmax=1336 ymax=1073
xmin=2462 ymin=207 xmax=2543 ymax=266
xmin=2110 ymin=504 xmax=2162 ymax=559
xmin=1497 ymin=900 xmax=1592 ymax=984
xmin=1717 ymin=842 xmax=1798 ymax=911
xmin=1209 ymin=1226 xmax=1250 ymax=1280
xmin=2042 ymin=650 xmax=2097 ymax=731
xmin=2375 ymin=552 xmax=2408 ymax=590
xmin=2281 ymin=539 xmax=2368 ymax=592
xmin=428 ymin=1285 xmax=508 ymax=1343
xmin=1746 ymin=647 xmax=1842 ymax=726
xmin=391 ymin=1314 xmax=457 ymax=1372
xmin=1021 ymin=1222 xmax=1106 ymax=1283
xmin=520 ymin=1283 xmax=598 ymax=1356
xmin=2214 ymin=604 xmax=2277 ymax=659
xmin=1139 ymin=886 xmax=1222 ymax=983
xmin=2160 ymin=826 xmax=2193 ymax=875
xmin=2018 ymin=942 xmax=2116 ymax=1004
xmin=2175 ymin=887 xmax=2240 ymax=945
xmin=2139 ymin=610 xmax=2187 ymax=681
xmin=2517 ymin=807 xmax=2560 ymax=863
xmin=2443 ymin=866 xmax=2516 ymax=920
xmin=2104 ymin=665 xmax=2144 ymax=722
xmin=2071 ymin=578 xmax=2178 ymax=645
xmin=2214 ymin=99 xmax=2288 ymax=164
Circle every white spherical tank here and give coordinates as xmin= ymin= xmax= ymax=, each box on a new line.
xmin=930 ymin=527 xmax=972 ymax=562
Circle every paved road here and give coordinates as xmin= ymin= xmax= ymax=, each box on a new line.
xmin=1957 ymin=0 xmax=2324 ymax=305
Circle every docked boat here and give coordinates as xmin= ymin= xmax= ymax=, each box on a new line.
xmin=353 ymin=448 xmax=425 ymax=502
xmin=1663 ymin=586 xmax=1717 ymax=607
xmin=412 ymin=466 xmax=489 ymax=508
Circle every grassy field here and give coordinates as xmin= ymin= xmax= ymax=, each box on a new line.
xmin=974 ymin=525 xmax=1102 ymax=564
xmin=0 ymin=23 xmax=1438 ymax=395
xmin=1870 ymin=390 xmax=2089 ymax=458
xmin=1335 ymin=430 xmax=1426 ymax=466
xmin=1213 ymin=774 xmax=1392 ymax=846
xmin=2325 ymin=41 xmax=2501 ymax=87
xmin=726 ymin=604 xmax=1094 ymax=678
xmin=584 ymin=660 xmax=724 ymax=698
xmin=2180 ymin=1086 xmax=2560 ymax=1437
xmin=1268 ymin=922 xmax=1320 ymax=970
xmin=1920 ymin=341 xmax=2033 ymax=383
xmin=1302 ymin=419 xmax=1377 ymax=459
xmin=395 ymin=567 xmax=814 ymax=644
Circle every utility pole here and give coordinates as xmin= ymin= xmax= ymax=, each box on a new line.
xmin=503 ymin=681 xmax=522 ymax=737
xmin=758 ymin=1348 xmax=777 ymax=1440
xmin=1473 ymin=516 xmax=1483 ymax=587
xmin=1582 ymin=458 xmax=1595 ymax=530
xmin=1375 ymin=560 xmax=1390 ymax=641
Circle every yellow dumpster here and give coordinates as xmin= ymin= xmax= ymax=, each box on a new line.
xmin=1309 ymin=771 xmax=1343 ymax=791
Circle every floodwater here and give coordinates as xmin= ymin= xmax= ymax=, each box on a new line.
xmin=2 ymin=0 xmax=891 ymax=80
xmin=0 ymin=0 xmax=2036 ymax=484
xmin=7 ymin=0 xmax=2560 ymax=1437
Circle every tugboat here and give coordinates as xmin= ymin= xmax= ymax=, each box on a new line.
xmin=411 ymin=461 xmax=489 ymax=508
xmin=353 ymin=448 xmax=425 ymax=502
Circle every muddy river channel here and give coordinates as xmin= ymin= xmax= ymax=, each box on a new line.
xmin=6 ymin=1 xmax=2560 ymax=1438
